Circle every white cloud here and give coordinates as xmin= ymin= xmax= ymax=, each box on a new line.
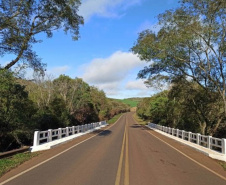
xmin=126 ymin=79 xmax=148 ymax=90
xmin=81 ymin=50 xmax=150 ymax=98
xmin=79 ymin=0 xmax=143 ymax=20
xmin=82 ymin=51 xmax=145 ymax=84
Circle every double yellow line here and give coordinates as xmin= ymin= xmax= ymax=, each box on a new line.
xmin=115 ymin=117 xmax=129 ymax=185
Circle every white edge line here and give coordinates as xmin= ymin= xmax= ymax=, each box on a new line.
xmin=0 ymin=115 xmax=124 ymax=185
xmin=145 ymin=130 xmax=226 ymax=181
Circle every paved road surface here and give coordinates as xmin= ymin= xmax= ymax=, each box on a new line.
xmin=1 ymin=112 xmax=226 ymax=185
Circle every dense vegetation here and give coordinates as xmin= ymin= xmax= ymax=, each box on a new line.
xmin=134 ymin=0 xmax=226 ymax=138
xmin=0 ymin=70 xmax=129 ymax=152
xmin=137 ymin=78 xmax=226 ymax=138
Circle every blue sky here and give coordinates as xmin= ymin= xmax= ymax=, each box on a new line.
xmin=0 ymin=0 xmax=180 ymax=99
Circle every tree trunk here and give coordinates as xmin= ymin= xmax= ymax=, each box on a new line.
xmin=199 ymin=121 xmax=206 ymax=135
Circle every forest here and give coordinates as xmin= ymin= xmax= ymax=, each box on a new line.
xmin=0 ymin=70 xmax=129 ymax=152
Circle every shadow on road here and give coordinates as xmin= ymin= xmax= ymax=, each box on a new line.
xmin=130 ymin=124 xmax=151 ymax=131
xmin=130 ymin=124 xmax=141 ymax=128
xmin=92 ymin=130 xmax=112 ymax=137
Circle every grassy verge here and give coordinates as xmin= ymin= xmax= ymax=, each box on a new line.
xmin=107 ymin=113 xmax=123 ymax=124
xmin=219 ymin=161 xmax=226 ymax=171
xmin=0 ymin=152 xmax=39 ymax=177
xmin=132 ymin=113 xmax=147 ymax=125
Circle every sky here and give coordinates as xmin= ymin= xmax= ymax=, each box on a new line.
xmin=0 ymin=0 xmax=180 ymax=99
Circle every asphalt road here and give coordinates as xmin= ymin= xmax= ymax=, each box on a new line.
xmin=1 ymin=112 xmax=226 ymax=185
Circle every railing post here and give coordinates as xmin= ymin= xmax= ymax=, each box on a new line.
xmin=58 ymin=128 xmax=62 ymax=139
xmin=72 ymin=126 xmax=75 ymax=135
xmin=48 ymin=129 xmax=52 ymax=142
xmin=182 ymin=130 xmax=185 ymax=140
xmin=77 ymin=126 xmax=80 ymax=133
xmin=222 ymin=139 xmax=226 ymax=154
xmin=196 ymin=133 xmax=200 ymax=145
xmin=207 ymin=136 xmax=212 ymax=149
xmin=188 ymin=132 xmax=191 ymax=141
xmin=33 ymin=131 xmax=40 ymax=147
xmin=66 ymin=127 xmax=69 ymax=137
xmin=176 ymin=129 xmax=179 ymax=137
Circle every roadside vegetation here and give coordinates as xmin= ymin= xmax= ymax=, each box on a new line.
xmin=0 ymin=70 xmax=129 ymax=152
xmin=0 ymin=152 xmax=39 ymax=177
xmin=219 ymin=161 xmax=226 ymax=171
xmin=132 ymin=113 xmax=146 ymax=125
xmin=107 ymin=113 xmax=123 ymax=124
xmin=132 ymin=0 xmax=226 ymax=138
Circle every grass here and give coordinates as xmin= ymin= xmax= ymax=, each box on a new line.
xmin=119 ymin=99 xmax=138 ymax=107
xmin=219 ymin=161 xmax=226 ymax=171
xmin=114 ymin=98 xmax=143 ymax=108
xmin=107 ymin=113 xmax=123 ymax=124
xmin=0 ymin=152 xmax=39 ymax=177
xmin=132 ymin=113 xmax=147 ymax=125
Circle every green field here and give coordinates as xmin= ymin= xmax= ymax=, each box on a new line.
xmin=115 ymin=98 xmax=143 ymax=107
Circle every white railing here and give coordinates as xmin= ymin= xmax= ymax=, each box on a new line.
xmin=33 ymin=121 xmax=107 ymax=147
xmin=148 ymin=123 xmax=226 ymax=155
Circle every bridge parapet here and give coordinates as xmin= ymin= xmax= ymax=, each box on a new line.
xmin=32 ymin=121 xmax=107 ymax=149
xmin=148 ymin=123 xmax=226 ymax=156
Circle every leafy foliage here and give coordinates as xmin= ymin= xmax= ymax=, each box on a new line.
xmin=137 ymin=79 xmax=225 ymax=136
xmin=0 ymin=0 xmax=84 ymax=71
xmin=132 ymin=0 xmax=226 ymax=115
xmin=133 ymin=0 xmax=226 ymax=138
xmin=0 ymin=72 xmax=129 ymax=152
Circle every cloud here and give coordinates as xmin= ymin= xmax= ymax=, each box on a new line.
xmin=126 ymin=79 xmax=148 ymax=91
xmin=81 ymin=50 xmax=149 ymax=98
xmin=82 ymin=51 xmax=145 ymax=84
xmin=79 ymin=0 xmax=143 ymax=20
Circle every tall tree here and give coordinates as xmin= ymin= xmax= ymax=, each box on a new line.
xmin=0 ymin=70 xmax=36 ymax=151
xmin=131 ymin=0 xmax=226 ymax=115
xmin=0 ymin=0 xmax=83 ymax=71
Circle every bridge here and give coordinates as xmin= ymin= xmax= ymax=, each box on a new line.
xmin=0 ymin=113 xmax=226 ymax=185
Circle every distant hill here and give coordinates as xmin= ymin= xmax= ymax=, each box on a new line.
xmin=114 ymin=98 xmax=144 ymax=108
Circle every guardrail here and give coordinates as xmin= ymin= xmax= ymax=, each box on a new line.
xmin=148 ymin=123 xmax=226 ymax=155
xmin=33 ymin=121 xmax=107 ymax=147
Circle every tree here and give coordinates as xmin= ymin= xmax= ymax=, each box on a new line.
xmin=169 ymin=77 xmax=224 ymax=135
xmin=0 ymin=0 xmax=84 ymax=72
xmin=131 ymin=0 xmax=226 ymax=115
xmin=0 ymin=70 xmax=37 ymax=151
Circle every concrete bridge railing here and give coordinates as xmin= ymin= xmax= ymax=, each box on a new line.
xmin=148 ymin=123 xmax=226 ymax=155
xmin=33 ymin=121 xmax=107 ymax=147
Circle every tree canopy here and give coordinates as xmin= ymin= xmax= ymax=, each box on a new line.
xmin=132 ymin=0 xmax=226 ymax=114
xmin=0 ymin=72 xmax=129 ymax=152
xmin=0 ymin=0 xmax=84 ymax=72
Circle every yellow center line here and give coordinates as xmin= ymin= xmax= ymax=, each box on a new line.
xmin=124 ymin=117 xmax=129 ymax=185
xmin=115 ymin=126 xmax=126 ymax=185
xmin=115 ymin=116 xmax=130 ymax=185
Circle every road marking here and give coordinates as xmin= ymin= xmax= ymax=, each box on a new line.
xmin=115 ymin=127 xmax=126 ymax=185
xmin=0 ymin=117 xmax=123 ymax=185
xmin=146 ymin=130 xmax=226 ymax=181
xmin=115 ymin=115 xmax=130 ymax=185
xmin=124 ymin=117 xmax=129 ymax=185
